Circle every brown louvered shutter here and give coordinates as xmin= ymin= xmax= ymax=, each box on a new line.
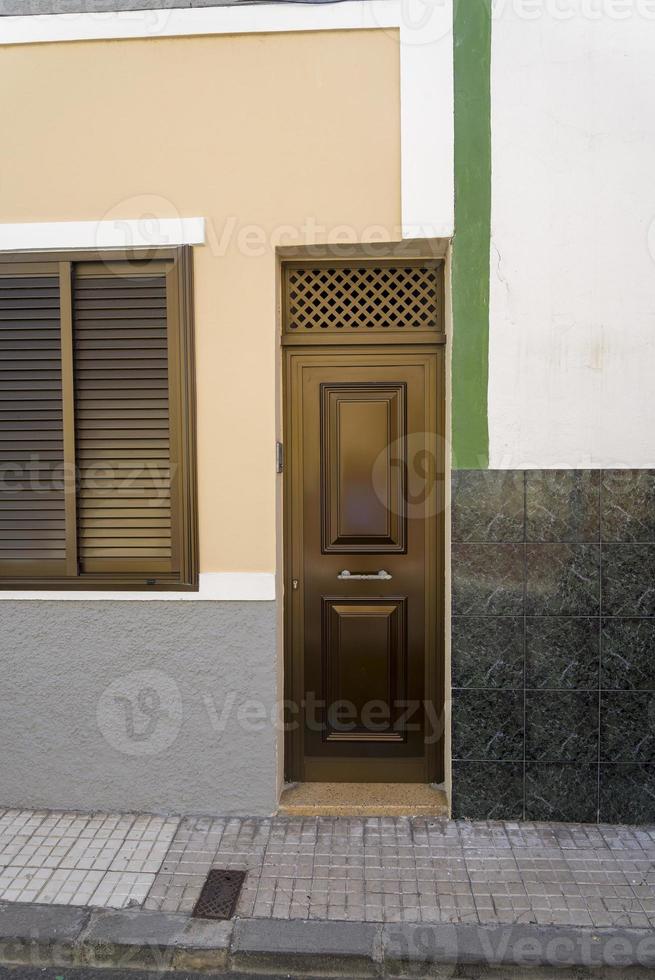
xmin=0 ymin=264 xmax=70 ymax=577
xmin=72 ymin=262 xmax=178 ymax=576
xmin=0 ymin=249 xmax=196 ymax=590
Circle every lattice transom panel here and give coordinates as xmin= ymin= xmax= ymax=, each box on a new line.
xmin=284 ymin=264 xmax=441 ymax=333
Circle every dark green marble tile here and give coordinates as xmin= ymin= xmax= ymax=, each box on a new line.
xmin=526 ymin=470 xmax=600 ymax=543
xmin=526 ymin=544 xmax=600 ymax=616
xmin=601 ymin=619 xmax=655 ymax=690
xmin=452 ymin=690 xmax=524 ymax=761
xmin=600 ymin=692 xmax=655 ymax=762
xmin=602 ymin=545 xmax=655 ymax=617
xmin=452 ymin=544 xmax=525 ymax=616
xmin=452 ymin=617 xmax=524 ymax=689
xmin=452 ymin=761 xmax=524 ymax=820
xmin=601 ymin=470 xmax=655 ymax=542
xmin=452 ymin=470 xmax=525 ymax=542
xmin=525 ymin=691 xmax=598 ymax=762
xmin=599 ymin=765 xmax=655 ymax=823
xmin=526 ymin=617 xmax=599 ymax=690
xmin=525 ymin=764 xmax=598 ymax=823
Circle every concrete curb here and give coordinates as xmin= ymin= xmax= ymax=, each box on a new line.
xmin=1 ymin=903 xmax=655 ymax=977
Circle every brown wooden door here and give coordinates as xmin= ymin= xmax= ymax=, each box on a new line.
xmin=285 ymin=347 xmax=443 ymax=783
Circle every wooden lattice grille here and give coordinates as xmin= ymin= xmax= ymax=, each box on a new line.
xmin=284 ymin=264 xmax=441 ymax=333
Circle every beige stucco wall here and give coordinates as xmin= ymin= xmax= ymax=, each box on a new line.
xmin=0 ymin=28 xmax=401 ymax=573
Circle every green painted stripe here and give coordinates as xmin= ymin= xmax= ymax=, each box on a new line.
xmin=452 ymin=0 xmax=492 ymax=469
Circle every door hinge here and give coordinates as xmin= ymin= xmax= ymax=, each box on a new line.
xmin=276 ymin=441 xmax=284 ymax=474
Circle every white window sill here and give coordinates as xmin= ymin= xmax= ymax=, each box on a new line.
xmin=0 ymin=572 xmax=275 ymax=601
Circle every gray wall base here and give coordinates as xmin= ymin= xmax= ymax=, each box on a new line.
xmin=0 ymin=601 xmax=277 ymax=815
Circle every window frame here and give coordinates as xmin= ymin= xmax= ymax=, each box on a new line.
xmin=0 ymin=246 xmax=198 ymax=591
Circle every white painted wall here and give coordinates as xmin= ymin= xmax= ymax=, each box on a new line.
xmin=489 ymin=3 xmax=655 ymax=468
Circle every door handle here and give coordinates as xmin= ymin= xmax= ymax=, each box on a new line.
xmin=337 ymin=569 xmax=393 ymax=581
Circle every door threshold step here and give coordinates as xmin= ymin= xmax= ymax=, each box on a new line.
xmin=278 ymin=782 xmax=448 ymax=817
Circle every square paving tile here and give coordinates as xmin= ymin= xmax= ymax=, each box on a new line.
xmin=0 ymin=809 xmax=178 ymax=910
xmin=1 ymin=809 xmax=654 ymax=927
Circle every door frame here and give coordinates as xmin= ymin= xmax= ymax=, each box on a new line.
xmin=279 ymin=242 xmax=448 ymax=785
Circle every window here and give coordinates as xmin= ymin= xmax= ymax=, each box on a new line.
xmin=0 ymin=248 xmax=197 ymax=590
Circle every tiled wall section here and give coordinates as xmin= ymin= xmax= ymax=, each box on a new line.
xmin=451 ymin=470 xmax=655 ymax=824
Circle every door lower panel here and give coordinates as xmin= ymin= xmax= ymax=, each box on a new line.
xmin=322 ymin=597 xmax=407 ymax=743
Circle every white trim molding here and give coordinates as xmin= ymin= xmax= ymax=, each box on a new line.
xmin=0 ymin=1 xmax=454 ymax=240
xmin=0 ymin=2 xmax=397 ymax=43
xmin=0 ymin=217 xmax=206 ymax=252
xmin=0 ymin=572 xmax=276 ymax=601
xmin=399 ymin=3 xmax=454 ymax=239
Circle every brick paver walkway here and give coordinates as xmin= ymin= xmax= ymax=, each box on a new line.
xmin=145 ymin=816 xmax=655 ymax=928
xmin=0 ymin=809 xmax=177 ymax=908
xmin=1 ymin=809 xmax=654 ymax=930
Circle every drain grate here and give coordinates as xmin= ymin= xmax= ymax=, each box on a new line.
xmin=191 ymin=869 xmax=247 ymax=920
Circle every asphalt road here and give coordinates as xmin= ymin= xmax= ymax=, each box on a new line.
xmin=0 ymin=970 xmax=292 ymax=980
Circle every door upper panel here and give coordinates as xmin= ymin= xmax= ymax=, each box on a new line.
xmin=321 ymin=382 xmax=406 ymax=554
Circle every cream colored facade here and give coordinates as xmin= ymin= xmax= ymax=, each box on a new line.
xmin=4 ymin=0 xmax=655 ymax=828
xmin=0 ymin=28 xmax=402 ymax=574
xmin=0 ymin=16 xmax=454 ymax=815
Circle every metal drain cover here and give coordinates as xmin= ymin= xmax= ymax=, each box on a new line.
xmin=191 ymin=869 xmax=247 ymax=920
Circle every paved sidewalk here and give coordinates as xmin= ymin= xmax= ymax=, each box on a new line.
xmin=0 ymin=810 xmax=178 ymax=908
xmin=0 ymin=808 xmax=654 ymax=931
